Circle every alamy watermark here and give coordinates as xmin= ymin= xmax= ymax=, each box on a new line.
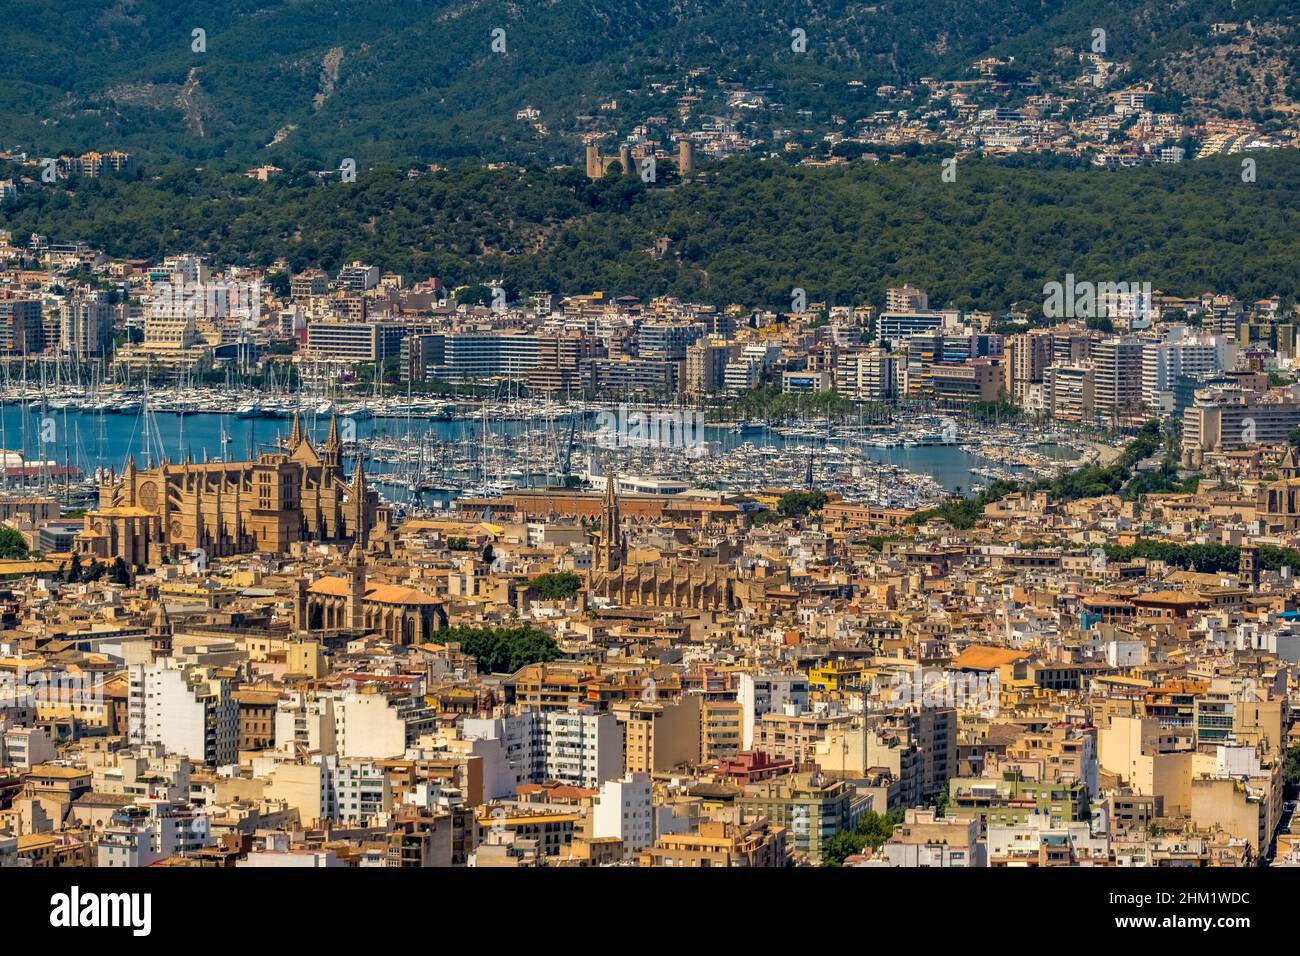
xmin=877 ymin=666 xmax=1000 ymax=714
xmin=594 ymin=404 xmax=709 ymax=457
xmin=1042 ymin=273 xmax=1152 ymax=322
xmin=1 ymin=666 xmax=104 ymax=709
xmin=50 ymin=887 xmax=151 ymax=936
xmin=149 ymin=278 xmax=262 ymax=326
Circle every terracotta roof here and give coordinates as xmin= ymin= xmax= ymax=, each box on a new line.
xmin=1130 ymin=591 xmax=1207 ymax=606
xmin=307 ymin=576 xmax=440 ymax=606
xmin=365 ymin=583 xmax=440 ymax=606
xmin=951 ymin=645 xmax=1031 ymax=670
xmin=0 ymin=558 xmax=62 ymax=574
xmin=307 ymin=577 xmax=351 ymax=597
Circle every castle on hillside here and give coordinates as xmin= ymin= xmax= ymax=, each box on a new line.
xmin=584 ymin=138 xmax=696 ymax=180
xmin=76 ymin=414 xmax=388 ymax=566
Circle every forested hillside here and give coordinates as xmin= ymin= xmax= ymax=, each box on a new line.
xmin=5 ymin=150 xmax=1298 ymax=310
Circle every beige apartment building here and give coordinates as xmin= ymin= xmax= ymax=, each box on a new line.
xmin=756 ymin=708 xmax=853 ymax=764
xmin=640 ymin=815 xmax=790 ymax=867
xmin=685 ymin=337 xmax=737 ymax=396
xmin=700 ymin=699 xmax=744 ymax=763
xmin=613 ymin=695 xmax=701 ymax=774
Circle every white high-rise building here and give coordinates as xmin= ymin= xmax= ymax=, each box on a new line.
xmin=330 ymin=691 xmax=408 ymax=759
xmin=97 ymin=799 xmax=213 ymax=867
xmin=463 ymin=708 xmax=623 ymax=789
xmin=591 ymin=772 xmax=655 ymax=853
xmin=333 ymin=759 xmax=394 ymax=825
xmin=162 ymin=254 xmax=210 ymax=285
xmin=886 ymin=285 xmax=929 ymax=312
xmin=1141 ymin=326 xmax=1232 ymax=413
xmin=543 ymin=709 xmax=623 ymax=788
xmin=835 ymin=348 xmax=899 ymax=401
xmin=0 ymin=723 xmax=55 ymax=771
xmin=59 ymin=296 xmax=113 ymax=357
xmin=274 ymin=692 xmax=339 ymax=755
xmin=723 ymin=358 xmax=763 ymax=392
xmin=738 ymin=672 xmax=811 ymax=750
xmin=128 ymin=661 xmax=238 ymax=766
xmin=275 ymin=688 xmax=435 ymax=760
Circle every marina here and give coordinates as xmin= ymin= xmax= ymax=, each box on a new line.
xmin=0 ymin=387 xmax=1091 ymax=514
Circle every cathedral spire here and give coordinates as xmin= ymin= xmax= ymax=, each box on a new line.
xmin=321 ymin=414 xmax=342 ymax=468
xmin=289 ymin=411 xmax=303 ymax=448
xmin=604 ymin=465 xmax=618 ymax=507
xmin=600 ymin=465 xmax=623 ymax=573
xmin=1284 ymin=445 xmax=1300 ymax=479
xmin=350 ymin=456 xmax=369 ymax=550
xmin=351 ymin=453 xmax=368 ymax=497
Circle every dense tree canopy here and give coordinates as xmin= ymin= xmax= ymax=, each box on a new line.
xmin=528 ymin=572 xmax=584 ymax=601
xmin=777 ymin=490 xmax=830 ymax=518
xmin=6 ymin=151 xmax=1300 ymax=313
xmin=446 ymin=625 xmax=562 ymax=674
xmin=821 ymin=811 xmax=900 ymax=866
xmin=0 ymin=527 xmax=29 ymax=560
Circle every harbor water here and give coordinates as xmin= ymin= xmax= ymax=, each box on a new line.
xmin=1 ymin=405 xmax=1076 ymax=505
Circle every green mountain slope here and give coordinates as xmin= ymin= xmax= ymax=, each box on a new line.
xmin=5 ymin=151 xmax=1298 ymax=310
xmin=3 ymin=0 xmax=1292 ymax=165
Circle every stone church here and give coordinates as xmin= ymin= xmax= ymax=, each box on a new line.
xmin=76 ymin=414 xmax=389 ymax=566
xmin=587 ymin=472 xmax=736 ymax=611
xmin=1258 ymin=446 xmax=1300 ymax=533
xmin=299 ymin=544 xmax=447 ymax=645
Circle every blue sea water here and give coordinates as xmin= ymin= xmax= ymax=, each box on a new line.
xmin=0 ymin=405 xmax=1059 ymax=501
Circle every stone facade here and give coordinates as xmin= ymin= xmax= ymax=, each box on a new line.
xmin=1257 ymin=447 xmax=1300 ymax=533
xmin=76 ymin=414 xmax=388 ymax=565
xmin=587 ymin=473 xmax=735 ymax=611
